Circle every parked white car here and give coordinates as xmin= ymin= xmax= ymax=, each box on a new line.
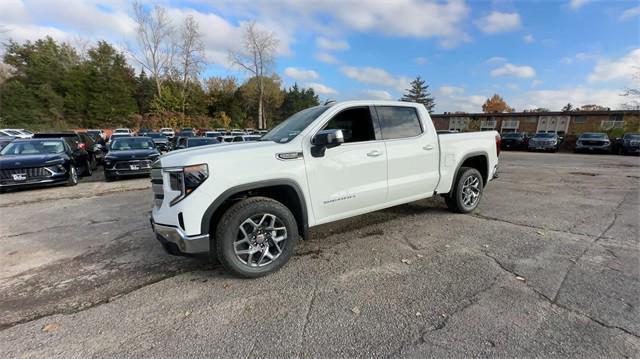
xmin=113 ymin=128 xmax=133 ymax=135
xmin=150 ymin=101 xmax=500 ymax=277
xmin=160 ymin=128 xmax=175 ymax=138
xmin=0 ymin=129 xmax=33 ymax=138
xmin=233 ymin=135 xmax=261 ymax=142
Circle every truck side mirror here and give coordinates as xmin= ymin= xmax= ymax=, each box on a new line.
xmin=311 ymin=129 xmax=344 ymax=157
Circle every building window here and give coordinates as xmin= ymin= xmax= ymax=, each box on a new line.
xmin=600 ymin=120 xmax=624 ymax=130
xmin=574 ymin=116 xmax=586 ymax=124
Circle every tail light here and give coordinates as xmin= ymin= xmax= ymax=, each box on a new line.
xmin=78 ymin=142 xmax=86 ymax=150
xmin=495 ymin=134 xmax=501 ymax=156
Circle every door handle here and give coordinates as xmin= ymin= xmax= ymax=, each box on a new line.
xmin=367 ymin=150 xmax=382 ymax=157
xmin=423 ymin=145 xmax=434 ymax=151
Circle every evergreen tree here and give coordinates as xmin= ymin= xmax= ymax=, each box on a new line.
xmin=400 ymin=76 xmax=436 ymax=113
xmin=279 ymin=83 xmax=319 ymax=123
xmin=135 ymin=70 xmax=155 ymax=114
xmin=83 ymin=41 xmax=137 ymax=127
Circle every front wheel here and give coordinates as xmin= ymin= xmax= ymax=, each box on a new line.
xmin=216 ymin=197 xmax=298 ymax=278
xmin=66 ymin=165 xmax=79 ymax=186
xmin=445 ymin=167 xmax=484 ymax=214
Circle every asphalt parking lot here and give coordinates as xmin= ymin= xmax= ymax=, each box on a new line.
xmin=0 ymin=151 xmax=638 ymax=358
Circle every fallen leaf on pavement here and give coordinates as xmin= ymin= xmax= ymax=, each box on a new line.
xmin=401 ymin=258 xmax=412 ymax=264
xmin=42 ymin=323 xmax=61 ymax=333
xmin=536 ymin=230 xmax=545 ymax=236
xmin=515 ymin=276 xmax=526 ymax=281
xmin=416 ymin=312 xmax=422 ymax=317
xmin=351 ymin=306 xmax=361 ymax=315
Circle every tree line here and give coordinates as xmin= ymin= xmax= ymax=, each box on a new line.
xmin=0 ymin=36 xmax=320 ymax=131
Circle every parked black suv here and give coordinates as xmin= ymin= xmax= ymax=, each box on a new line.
xmin=500 ymin=132 xmax=528 ymax=150
xmin=0 ymin=138 xmax=87 ymax=192
xmin=33 ymin=132 xmax=98 ymax=174
xmin=146 ymin=132 xmax=170 ymax=152
xmin=103 ymin=136 xmax=160 ymax=181
xmin=618 ymin=133 xmax=640 ymax=155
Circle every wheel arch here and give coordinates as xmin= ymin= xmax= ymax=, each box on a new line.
xmin=454 ymin=151 xmax=490 ymax=186
xmin=201 ymin=179 xmax=309 ymax=242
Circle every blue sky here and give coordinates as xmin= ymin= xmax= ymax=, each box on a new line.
xmin=1 ymin=0 xmax=639 ymax=112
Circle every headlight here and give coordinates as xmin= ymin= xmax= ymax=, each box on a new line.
xmin=166 ymin=164 xmax=209 ymax=206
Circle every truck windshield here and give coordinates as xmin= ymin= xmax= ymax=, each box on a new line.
xmin=261 ymin=106 xmax=330 ymax=143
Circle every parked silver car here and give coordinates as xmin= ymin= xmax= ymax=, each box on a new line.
xmin=575 ymin=132 xmax=611 ymax=153
xmin=528 ymin=132 xmax=559 ymax=152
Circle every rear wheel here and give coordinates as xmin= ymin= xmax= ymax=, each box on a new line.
xmin=83 ymin=159 xmax=92 ymax=176
xmin=216 ymin=197 xmax=298 ymax=278
xmin=445 ymin=167 xmax=484 ymax=214
xmin=66 ymin=165 xmax=79 ymax=186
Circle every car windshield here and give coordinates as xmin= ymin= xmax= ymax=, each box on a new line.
xmin=262 ymin=106 xmax=330 ymax=143
xmin=623 ymin=134 xmax=640 ymax=140
xmin=111 ymin=137 xmax=155 ymax=150
xmin=581 ymin=133 xmax=606 ymax=139
xmin=1 ymin=140 xmax=65 ymax=155
xmin=502 ymin=133 xmax=523 ymax=138
xmin=146 ymin=133 xmax=166 ymax=138
xmin=188 ymin=138 xmax=218 ymax=147
xmin=533 ymin=133 xmax=556 ymax=138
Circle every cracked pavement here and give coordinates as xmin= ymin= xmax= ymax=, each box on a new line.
xmin=0 ymin=151 xmax=638 ymax=358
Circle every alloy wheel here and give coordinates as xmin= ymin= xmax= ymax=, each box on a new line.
xmin=233 ymin=213 xmax=287 ymax=267
xmin=461 ymin=175 xmax=481 ymax=208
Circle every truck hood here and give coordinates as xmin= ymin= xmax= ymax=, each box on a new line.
xmin=0 ymin=153 xmax=68 ymax=169
xmin=160 ymin=140 xmax=285 ymax=167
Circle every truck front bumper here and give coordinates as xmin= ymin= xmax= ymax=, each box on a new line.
xmin=150 ymin=217 xmax=210 ymax=255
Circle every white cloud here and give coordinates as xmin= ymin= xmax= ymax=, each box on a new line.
xmin=283 ymin=67 xmax=319 ymax=81
xmin=490 ymin=63 xmax=536 ymax=78
xmin=476 ymin=11 xmax=521 ymax=34
xmin=569 ymin=0 xmax=591 ymax=10
xmin=315 ymin=52 xmax=340 ymax=64
xmin=532 ymin=79 xmax=543 ymax=87
xmin=438 ymin=85 xmax=465 ymax=96
xmin=620 ymin=6 xmax=640 ymax=21
xmin=588 ymin=48 xmax=640 ymax=82
xmin=316 ymin=37 xmax=349 ymax=51
xmin=414 ymin=57 xmax=428 ymax=65
xmin=523 ymin=34 xmax=534 ymax=43
xmin=303 ymin=82 xmax=338 ymax=95
xmin=365 ymin=90 xmax=393 ymax=100
xmin=436 ymin=94 xmax=487 ymax=113
xmin=560 ymin=52 xmax=597 ymax=64
xmin=514 ymin=87 xmax=625 ymax=110
xmin=340 ymin=66 xmax=411 ymax=91
xmin=486 ymin=56 xmax=507 ymax=64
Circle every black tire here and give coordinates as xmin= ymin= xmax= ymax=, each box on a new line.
xmin=445 ymin=167 xmax=484 ymax=214
xmin=90 ymin=154 xmax=97 ymax=170
xmin=66 ymin=165 xmax=79 ymax=186
xmin=216 ymin=196 xmax=298 ymax=278
xmin=83 ymin=159 xmax=92 ymax=176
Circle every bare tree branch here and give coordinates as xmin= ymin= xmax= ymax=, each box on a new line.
xmin=177 ymin=15 xmax=205 ymax=115
xmin=131 ymin=1 xmax=174 ymax=97
xmin=228 ymin=22 xmax=279 ymax=129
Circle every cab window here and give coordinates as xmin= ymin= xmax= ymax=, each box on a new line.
xmin=322 ymin=107 xmax=376 ymax=143
xmin=376 ymin=106 xmax=423 ymax=140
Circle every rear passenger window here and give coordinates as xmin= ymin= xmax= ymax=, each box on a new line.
xmin=376 ymin=106 xmax=423 ymax=140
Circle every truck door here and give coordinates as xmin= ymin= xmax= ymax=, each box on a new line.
xmin=375 ymin=105 xmax=440 ymax=202
xmin=304 ymin=106 xmax=387 ymax=224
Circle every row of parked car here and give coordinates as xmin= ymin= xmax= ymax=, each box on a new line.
xmin=0 ymin=127 xmax=269 ymax=193
xmin=500 ymin=131 xmax=640 ymax=155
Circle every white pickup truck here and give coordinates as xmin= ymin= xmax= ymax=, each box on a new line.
xmin=150 ymin=101 xmax=500 ymax=277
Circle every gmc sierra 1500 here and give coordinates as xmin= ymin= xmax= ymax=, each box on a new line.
xmin=150 ymin=101 xmax=500 ymax=277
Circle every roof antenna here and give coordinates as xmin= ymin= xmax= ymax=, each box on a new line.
xmin=324 ymin=99 xmax=337 ymax=106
